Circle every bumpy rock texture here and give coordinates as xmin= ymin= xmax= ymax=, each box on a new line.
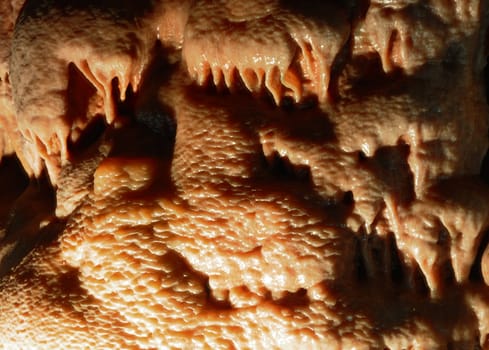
xmin=1 ymin=0 xmax=489 ymax=349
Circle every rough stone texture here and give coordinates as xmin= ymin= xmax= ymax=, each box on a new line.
xmin=1 ymin=0 xmax=489 ymax=348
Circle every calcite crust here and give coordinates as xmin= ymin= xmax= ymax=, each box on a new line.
xmin=1 ymin=0 xmax=489 ymax=349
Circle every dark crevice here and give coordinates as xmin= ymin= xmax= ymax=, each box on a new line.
xmin=437 ymin=226 xmax=456 ymax=286
xmin=265 ymin=152 xmax=313 ymax=184
xmin=68 ymin=116 xmax=107 ymax=156
xmin=204 ymin=282 xmax=232 ymax=311
xmin=0 ymin=171 xmax=60 ymax=278
xmin=357 ymin=150 xmax=367 ymax=162
xmin=358 ymin=232 xmax=402 ymax=283
xmin=354 ymin=230 xmax=437 ymax=293
xmin=387 ymin=233 xmax=405 ymax=284
xmin=480 ymin=148 xmax=489 ymax=185
xmin=353 ymin=0 xmax=371 ymax=21
xmin=131 ymin=42 xmax=178 ymax=158
xmin=372 ymin=143 xmax=415 ymax=206
xmin=0 ymin=156 xmax=29 ymax=230
xmin=66 ymin=62 xmax=97 ymax=115
xmin=342 ymin=190 xmax=354 ymax=206
xmin=437 ymin=226 xmax=450 ymax=246
xmin=410 ymin=264 xmax=430 ymax=297
xmin=338 ymin=52 xmax=405 ymax=98
xmin=114 ymin=77 xmax=136 ymax=118
xmin=483 ymin=56 xmax=489 ymax=103
xmin=368 ymin=235 xmax=385 ymax=276
xmin=229 ymin=68 xmax=247 ymax=93
xmin=354 ymin=235 xmax=368 ymax=282
xmin=439 ymin=259 xmax=456 ymax=286
xmin=68 ymin=41 xmax=179 ymax=160
xmin=329 ymin=25 xmax=354 ymax=102
xmin=135 ymin=104 xmax=176 ymax=138
xmin=279 ymin=96 xmax=298 ymax=112
xmin=275 ymin=288 xmax=309 ymax=307
xmin=159 ymin=249 xmax=232 ymax=311
xmin=66 ymin=62 xmax=109 ymax=157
